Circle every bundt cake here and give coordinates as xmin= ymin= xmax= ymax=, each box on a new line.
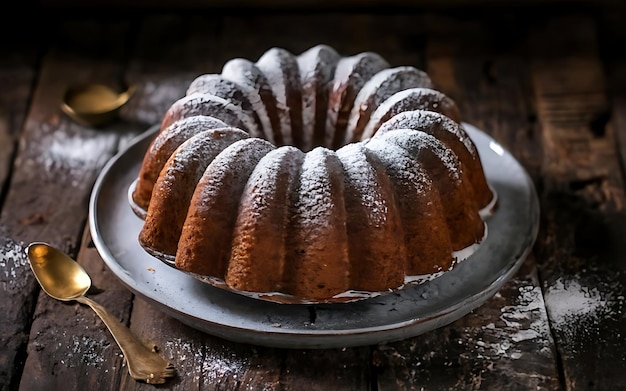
xmin=129 ymin=44 xmax=497 ymax=302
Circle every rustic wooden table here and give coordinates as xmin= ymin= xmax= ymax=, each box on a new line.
xmin=2 ymin=4 xmax=626 ymax=390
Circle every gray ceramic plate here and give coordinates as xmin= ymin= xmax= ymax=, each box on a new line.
xmin=89 ymin=123 xmax=539 ymax=349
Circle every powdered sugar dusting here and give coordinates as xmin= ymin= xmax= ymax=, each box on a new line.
xmin=256 ymin=48 xmax=297 ymax=145
xmin=1 ymin=240 xmax=30 ymax=292
xmin=162 ymin=128 xmax=249 ymax=181
xmin=242 ymin=146 xmax=302 ymax=213
xmin=365 ymin=137 xmax=429 ymax=192
xmin=326 ymin=52 xmax=390 ymax=147
xmin=546 ymin=278 xmax=605 ymax=321
xmin=333 ymin=52 xmax=390 ymax=93
xmin=186 ymin=74 xmax=241 ymax=98
xmin=377 ymin=110 xmax=478 ymax=157
xmin=298 ymin=45 xmax=340 ymax=151
xmin=145 ymin=116 xmax=228 ymax=174
xmin=293 ymin=147 xmax=341 ymax=227
xmin=151 ymin=116 xmax=229 ymax=157
xmin=474 ymin=285 xmax=553 ymax=360
xmin=395 ymin=281 xmax=551 ymax=365
xmin=221 ymin=58 xmax=277 ymax=143
xmin=159 ymin=115 xmax=228 ymax=139
xmin=336 ymin=143 xmax=389 ymax=226
xmin=361 ymin=88 xmax=457 ymax=140
xmin=221 ymin=58 xmax=262 ymax=88
xmin=163 ymin=338 xmax=204 ymax=383
xmin=375 ymin=129 xmax=461 ymax=181
xmin=192 ymin=138 xmax=275 ymax=208
xmin=45 ymin=329 xmax=111 ymax=370
xmin=185 ymin=74 xmax=270 ymax=142
xmin=166 ymin=93 xmax=259 ymax=137
xmin=344 ymin=66 xmax=433 ymax=143
xmin=32 ymin=123 xmax=117 ymax=186
xmin=164 ymin=337 xmax=256 ymax=384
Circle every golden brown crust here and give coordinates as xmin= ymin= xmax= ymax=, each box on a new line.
xmin=282 ymin=148 xmax=350 ymax=300
xmin=132 ymin=116 xmax=229 ymax=212
xmin=175 ymin=138 xmax=275 ymax=277
xmin=225 ymin=146 xmax=305 ymax=293
xmin=374 ymin=129 xmax=485 ymax=250
xmin=376 ymin=110 xmax=494 ymax=209
xmin=365 ymin=138 xmax=454 ymax=275
xmin=337 ymin=143 xmax=406 ymax=291
xmin=138 ymin=127 xmax=249 ymax=257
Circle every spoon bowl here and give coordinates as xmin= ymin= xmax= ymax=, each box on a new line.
xmin=27 ymin=242 xmax=91 ymax=301
xmin=61 ymin=83 xmax=135 ymax=127
xmin=26 ymin=242 xmax=176 ymax=384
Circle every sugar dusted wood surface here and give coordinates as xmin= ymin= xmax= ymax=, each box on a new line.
xmin=2 ymin=5 xmax=626 ymax=390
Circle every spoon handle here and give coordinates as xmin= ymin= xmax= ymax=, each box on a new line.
xmin=75 ymin=296 xmax=176 ymax=384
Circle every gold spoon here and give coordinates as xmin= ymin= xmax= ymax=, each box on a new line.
xmin=61 ymin=83 xmax=135 ymax=127
xmin=26 ymin=242 xmax=176 ymax=384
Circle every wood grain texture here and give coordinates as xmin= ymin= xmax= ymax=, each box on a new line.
xmin=0 ymin=27 xmax=39 ymax=391
xmin=531 ymin=15 xmax=626 ymax=390
xmin=0 ymin=237 xmax=37 ymax=391
xmin=0 ymin=48 xmax=36 ymax=209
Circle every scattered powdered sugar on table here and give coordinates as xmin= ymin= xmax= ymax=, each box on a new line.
xmin=1 ymin=239 xmax=33 ymax=294
xmin=544 ymin=275 xmax=625 ymax=354
xmin=473 ymin=274 xmax=625 ymax=360
xmin=166 ymin=338 xmax=254 ymax=385
xmin=66 ymin=334 xmax=107 ymax=367
xmin=30 ymin=123 xmax=118 ymax=184
xmin=164 ymin=338 xmax=205 ymax=382
xmin=0 ymin=240 xmax=29 ymax=281
xmin=545 ymin=278 xmax=606 ymax=320
xmin=472 ymin=285 xmax=554 ymax=361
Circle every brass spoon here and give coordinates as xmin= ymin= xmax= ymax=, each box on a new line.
xmin=26 ymin=242 xmax=176 ymax=384
xmin=61 ymin=83 xmax=135 ymax=127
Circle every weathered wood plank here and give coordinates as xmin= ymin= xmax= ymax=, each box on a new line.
xmin=0 ymin=30 xmax=39 ymax=391
xmin=374 ymin=12 xmax=559 ymax=390
xmin=531 ymin=15 xmax=626 ymax=390
xmin=0 ymin=237 xmax=37 ymax=391
xmin=0 ymin=46 xmax=37 ymax=207
xmin=11 ymin=16 xmax=135 ymax=390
